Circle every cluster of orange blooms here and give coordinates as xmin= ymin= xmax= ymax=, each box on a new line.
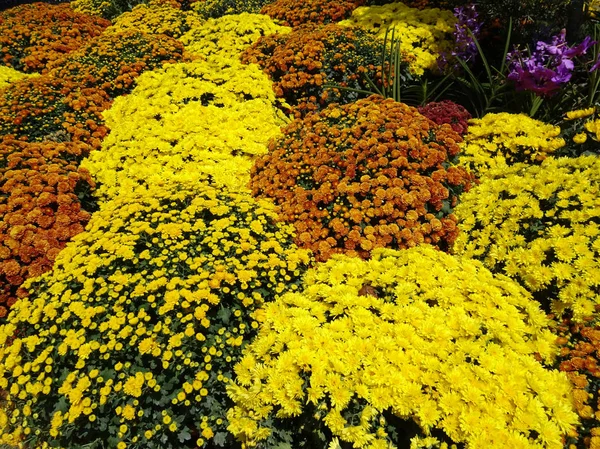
xmin=0 ymin=139 xmax=95 ymax=318
xmin=0 ymin=3 xmax=110 ymax=73
xmin=260 ymin=0 xmax=365 ymax=27
xmin=0 ymin=29 xmax=188 ymax=147
xmin=0 ymin=77 xmax=112 ymax=149
xmin=241 ymin=24 xmax=386 ymax=117
xmin=250 ymin=96 xmax=474 ymax=261
xmin=556 ymin=310 xmax=600 ymax=449
xmin=47 ymin=30 xmax=187 ymax=98
xmin=0 ymin=8 xmax=188 ymax=320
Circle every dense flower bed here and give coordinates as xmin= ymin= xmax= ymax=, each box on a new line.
xmin=260 ymin=0 xmax=365 ymax=27
xmin=459 ymin=113 xmax=566 ymax=175
xmin=251 ymin=96 xmax=473 ymax=261
xmin=418 ymin=100 xmax=471 ymax=135
xmin=0 ymin=3 xmax=110 ymax=73
xmin=81 ymin=59 xmax=287 ymax=200
xmin=0 ymin=179 xmax=311 ymax=448
xmin=0 ymin=66 xmax=38 ymax=91
xmin=0 ymin=77 xmax=111 ymax=148
xmin=0 ymin=14 xmax=188 ymax=325
xmin=0 ymin=139 xmax=95 ymax=318
xmin=556 ymin=312 xmax=600 ymax=449
xmin=241 ymin=23 xmax=391 ymax=116
xmin=1 ymin=1 xmax=600 ymax=449
xmin=193 ymin=0 xmax=271 ymax=19
xmin=455 ymin=156 xmax=600 ymax=320
xmin=338 ymin=2 xmax=456 ymax=75
xmin=180 ymin=12 xmax=291 ymax=63
xmin=46 ymin=30 xmax=187 ymax=98
xmin=110 ymin=3 xmax=202 ymax=38
xmin=227 ymin=246 xmax=578 ymax=449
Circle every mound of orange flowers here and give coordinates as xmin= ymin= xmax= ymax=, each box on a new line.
xmin=0 ymin=139 xmax=95 ymax=318
xmin=241 ymin=23 xmax=389 ymax=117
xmin=0 ymin=3 xmax=110 ymax=73
xmin=0 ymin=22 xmax=188 ymax=321
xmin=0 ymin=77 xmax=111 ymax=148
xmin=250 ymin=95 xmax=474 ymax=261
xmin=557 ymin=311 xmax=600 ymax=449
xmin=261 ymin=0 xmax=365 ymax=27
xmin=47 ymin=29 xmax=187 ymax=98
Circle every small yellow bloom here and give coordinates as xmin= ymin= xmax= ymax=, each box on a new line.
xmin=573 ymin=133 xmax=588 ymax=144
xmin=565 ymin=107 xmax=595 ymax=120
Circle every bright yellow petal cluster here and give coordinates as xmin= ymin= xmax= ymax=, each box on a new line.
xmin=180 ymin=12 xmax=291 ymax=63
xmin=455 ymin=155 xmax=600 ymax=321
xmin=192 ymin=0 xmax=269 ymax=19
xmin=589 ymin=0 xmax=600 ymax=17
xmin=227 ymin=246 xmax=577 ymax=449
xmin=108 ymin=3 xmax=203 ymax=39
xmin=459 ymin=112 xmax=565 ymax=176
xmin=70 ymin=0 xmax=115 ymax=18
xmin=0 ymin=178 xmax=311 ymax=447
xmin=81 ymin=59 xmax=288 ymax=200
xmin=585 ymin=118 xmax=600 ymax=141
xmin=410 ymin=436 xmax=456 ymax=449
xmin=338 ymin=2 xmax=456 ymax=76
xmin=565 ymin=107 xmax=595 ymax=121
xmin=0 ymin=65 xmax=39 ymax=90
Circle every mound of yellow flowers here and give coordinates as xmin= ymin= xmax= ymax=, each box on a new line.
xmin=81 ymin=59 xmax=288 ymax=200
xmin=0 ymin=178 xmax=311 ymax=449
xmin=227 ymin=245 xmax=578 ymax=449
xmin=455 ymin=155 xmax=600 ymax=321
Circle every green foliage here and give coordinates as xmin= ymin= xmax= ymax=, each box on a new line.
xmin=324 ymin=26 xmax=447 ymax=106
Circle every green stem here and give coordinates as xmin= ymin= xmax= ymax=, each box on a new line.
xmin=529 ymin=94 xmax=544 ymax=117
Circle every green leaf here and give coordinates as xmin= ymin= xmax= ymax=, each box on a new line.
xmin=498 ymin=17 xmax=513 ymax=77
xmin=55 ymin=397 xmax=68 ymax=413
xmin=213 ymin=432 xmax=228 ymax=447
xmin=216 ymin=306 xmax=231 ymax=324
xmin=467 ymin=27 xmax=492 ymax=87
xmin=273 ymin=443 xmax=293 ymax=449
xmin=178 ymin=429 xmax=192 ymax=443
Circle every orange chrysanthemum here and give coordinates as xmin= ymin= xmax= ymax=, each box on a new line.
xmin=0 ymin=139 xmax=95 ymax=319
xmin=260 ymin=0 xmax=365 ymax=27
xmin=556 ymin=311 xmax=600 ymax=449
xmin=241 ymin=24 xmax=401 ymax=117
xmin=0 ymin=3 xmax=110 ymax=73
xmin=250 ymin=96 xmax=474 ymax=261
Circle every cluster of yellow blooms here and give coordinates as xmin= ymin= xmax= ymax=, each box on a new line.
xmin=192 ymin=0 xmax=270 ymax=19
xmin=459 ymin=112 xmax=566 ymax=176
xmin=338 ymin=2 xmax=455 ymax=76
xmin=454 ymin=155 xmax=600 ymax=321
xmin=70 ymin=0 xmax=114 ymax=18
xmin=1 ymin=2 xmax=593 ymax=449
xmin=0 ymin=65 xmax=38 ymax=90
xmin=589 ymin=0 xmax=600 ymax=18
xmin=81 ymin=58 xmax=288 ymax=200
xmin=227 ymin=245 xmax=578 ymax=449
xmin=108 ymin=3 xmax=203 ymax=39
xmin=584 ymin=119 xmax=600 ymax=142
xmin=0 ymin=178 xmax=311 ymax=448
xmin=180 ymin=13 xmax=291 ymax=63
xmin=559 ymin=107 xmax=598 ymax=148
xmin=0 ymin=8 xmax=319 ymax=448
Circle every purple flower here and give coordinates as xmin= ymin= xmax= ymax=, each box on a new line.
xmin=568 ymin=36 xmax=595 ymax=57
xmin=507 ymin=30 xmax=597 ymax=96
xmin=438 ymin=3 xmax=482 ymax=70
